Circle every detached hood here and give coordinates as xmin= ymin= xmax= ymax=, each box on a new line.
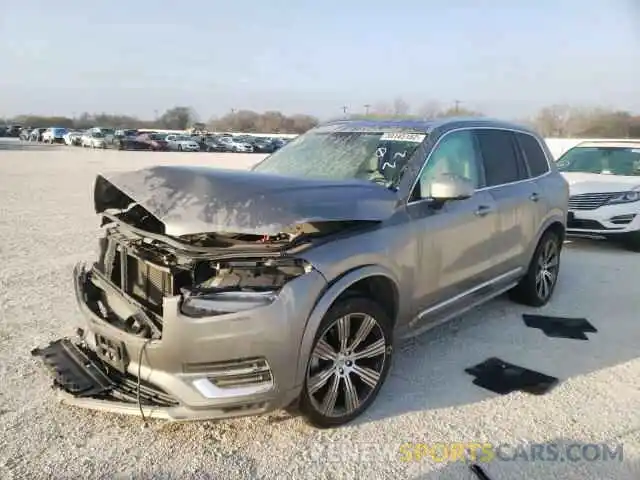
xmin=94 ymin=165 xmax=398 ymax=236
xmin=561 ymin=172 xmax=640 ymax=195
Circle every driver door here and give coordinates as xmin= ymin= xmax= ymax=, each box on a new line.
xmin=407 ymin=129 xmax=500 ymax=331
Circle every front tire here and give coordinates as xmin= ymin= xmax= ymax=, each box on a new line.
xmin=509 ymin=230 xmax=561 ymax=307
xmin=299 ymin=297 xmax=393 ymax=428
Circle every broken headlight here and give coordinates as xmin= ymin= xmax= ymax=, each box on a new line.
xmin=179 ymin=258 xmax=311 ymax=318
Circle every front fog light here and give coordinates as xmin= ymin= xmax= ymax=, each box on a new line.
xmin=181 ymin=290 xmax=276 ymax=317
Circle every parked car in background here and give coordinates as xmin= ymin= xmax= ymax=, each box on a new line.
xmin=136 ymin=133 xmax=170 ymax=151
xmin=64 ymin=130 xmax=84 ymax=146
xmin=114 ymin=133 xmax=151 ymax=150
xmin=271 ymin=138 xmax=287 ymax=151
xmin=89 ymin=127 xmax=116 ymax=145
xmin=81 ymin=131 xmax=107 ymax=148
xmin=115 ymin=129 xmax=138 ymax=139
xmin=19 ymin=127 xmax=33 ymax=141
xmin=31 ymin=118 xmax=567 ymax=428
xmin=251 ymin=136 xmax=279 ymax=153
xmin=6 ymin=125 xmax=23 ymax=137
xmin=42 ymin=127 xmax=69 ymax=144
xmin=29 ymin=128 xmax=48 ymax=142
xmin=202 ymin=136 xmax=228 ymax=152
xmin=165 ymin=134 xmax=200 ymax=151
xmin=218 ymin=136 xmax=254 ymax=152
xmin=558 ymin=140 xmax=640 ymax=251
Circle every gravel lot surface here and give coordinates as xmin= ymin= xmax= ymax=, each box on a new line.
xmin=1 ymin=139 xmax=639 ymax=479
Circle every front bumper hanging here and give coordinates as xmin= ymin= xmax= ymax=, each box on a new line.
xmin=31 ymin=338 xmax=178 ymax=408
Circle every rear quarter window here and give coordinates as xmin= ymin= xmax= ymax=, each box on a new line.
xmin=515 ymin=132 xmax=550 ymax=177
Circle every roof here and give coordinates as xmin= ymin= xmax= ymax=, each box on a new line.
xmin=575 ymin=140 xmax=640 ymax=149
xmin=321 ymin=117 xmax=536 ymax=134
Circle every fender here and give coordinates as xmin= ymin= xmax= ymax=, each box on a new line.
xmin=525 ymin=209 xmax=566 ymax=262
xmin=293 ymin=264 xmax=400 ymax=388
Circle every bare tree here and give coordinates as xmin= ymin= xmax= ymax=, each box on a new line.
xmin=392 ymin=97 xmax=410 ymax=116
xmin=417 ymin=101 xmax=443 ymax=119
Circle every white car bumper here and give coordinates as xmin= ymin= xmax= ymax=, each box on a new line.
xmin=567 ymin=203 xmax=640 ymax=236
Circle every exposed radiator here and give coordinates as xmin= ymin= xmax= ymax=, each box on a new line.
xmin=99 ymin=239 xmax=174 ymax=315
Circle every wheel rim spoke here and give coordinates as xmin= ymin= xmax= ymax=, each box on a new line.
xmin=336 ymin=315 xmax=351 ymax=353
xmin=351 ymin=364 xmax=381 ymax=389
xmin=320 ymin=374 xmax=340 ymax=415
xmin=348 ymin=315 xmax=375 ymax=352
xmin=307 ymin=311 xmax=388 ymax=418
xmin=313 ymin=338 xmax=338 ymax=362
xmin=343 ymin=374 xmax=360 ymax=414
xmin=352 ymin=338 xmax=386 ymax=360
xmin=308 ymin=367 xmax=334 ymax=395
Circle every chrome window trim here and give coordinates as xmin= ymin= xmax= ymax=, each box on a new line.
xmin=406 ymin=126 xmax=553 ymax=206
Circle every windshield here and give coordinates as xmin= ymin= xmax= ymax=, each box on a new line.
xmin=92 ymin=132 xmax=105 ymax=138
xmin=557 ymin=146 xmax=640 ymax=176
xmin=150 ymin=134 xmax=165 ymax=140
xmin=251 ymin=128 xmax=427 ymax=187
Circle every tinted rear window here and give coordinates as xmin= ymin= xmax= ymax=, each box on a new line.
xmin=475 ymin=129 xmax=527 ymax=186
xmin=516 ymin=132 xmax=549 ymax=177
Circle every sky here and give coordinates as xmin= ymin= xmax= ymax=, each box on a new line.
xmin=1 ymin=0 xmax=639 ymax=121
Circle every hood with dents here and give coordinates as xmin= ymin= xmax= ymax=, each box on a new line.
xmin=94 ymin=165 xmax=398 ymax=236
xmin=561 ymin=172 xmax=640 ymax=195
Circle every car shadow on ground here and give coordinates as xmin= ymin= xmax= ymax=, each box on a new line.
xmin=347 ymin=239 xmax=640 ymax=426
xmin=406 ymin=436 xmax=639 ymax=480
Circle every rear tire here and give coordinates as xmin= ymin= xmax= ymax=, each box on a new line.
xmin=299 ymin=297 xmax=393 ymax=429
xmin=509 ymin=230 xmax=562 ymax=307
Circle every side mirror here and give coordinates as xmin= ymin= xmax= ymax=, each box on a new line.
xmin=425 ymin=174 xmax=475 ymax=201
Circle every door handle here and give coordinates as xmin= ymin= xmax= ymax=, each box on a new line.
xmin=474 ymin=205 xmax=493 ymax=217
xmin=530 ymin=192 xmax=540 ymax=202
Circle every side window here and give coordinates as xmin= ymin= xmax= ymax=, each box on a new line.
xmin=475 ymin=129 xmax=527 ymax=187
xmin=416 ymin=130 xmax=483 ymax=198
xmin=515 ymin=132 xmax=550 ymax=177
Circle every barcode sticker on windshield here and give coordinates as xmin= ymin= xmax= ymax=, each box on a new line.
xmin=380 ymin=133 xmax=426 ymax=142
xmin=631 ymin=149 xmax=640 ymax=153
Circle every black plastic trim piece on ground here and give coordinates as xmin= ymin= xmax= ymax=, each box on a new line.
xmin=522 ymin=314 xmax=597 ymax=340
xmin=470 ymin=463 xmax=493 ymax=480
xmin=465 ymin=357 xmax=559 ymax=395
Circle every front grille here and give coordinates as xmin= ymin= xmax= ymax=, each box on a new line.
xmin=568 ymin=193 xmax=616 ymax=210
xmin=567 ymin=218 xmax=606 ymax=230
xmin=184 ymin=357 xmax=273 ymax=389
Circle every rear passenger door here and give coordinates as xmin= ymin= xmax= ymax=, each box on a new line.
xmin=474 ymin=129 xmax=538 ymax=273
xmin=513 ymin=132 xmax=552 ymax=236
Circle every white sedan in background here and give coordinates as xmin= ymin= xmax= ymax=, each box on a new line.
xmin=165 ymin=135 xmax=200 ymax=151
xmin=63 ymin=131 xmax=83 ymax=146
xmin=558 ymin=140 xmax=640 ymax=251
xmin=81 ymin=131 xmax=107 ymax=149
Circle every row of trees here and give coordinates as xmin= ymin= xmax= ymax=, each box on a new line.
xmin=4 ymin=107 xmax=318 ymax=134
xmin=4 ymin=100 xmax=640 ymax=138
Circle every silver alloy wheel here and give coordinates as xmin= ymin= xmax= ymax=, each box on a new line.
xmin=535 ymin=238 xmax=559 ymax=300
xmin=306 ymin=313 xmax=388 ymax=418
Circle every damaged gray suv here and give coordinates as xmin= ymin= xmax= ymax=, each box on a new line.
xmin=33 ymin=118 xmax=568 ymax=428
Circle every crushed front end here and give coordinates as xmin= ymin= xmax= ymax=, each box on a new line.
xmin=32 ymin=216 xmax=328 ymax=421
